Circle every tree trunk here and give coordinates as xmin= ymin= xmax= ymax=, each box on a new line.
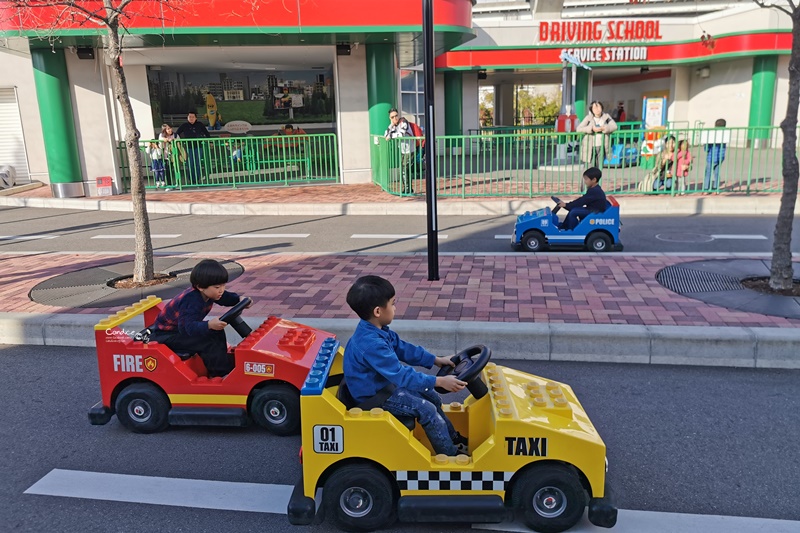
xmin=770 ymin=12 xmax=800 ymax=290
xmin=105 ymin=20 xmax=154 ymax=283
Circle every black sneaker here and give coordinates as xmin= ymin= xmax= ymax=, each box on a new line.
xmin=453 ymin=432 xmax=468 ymax=454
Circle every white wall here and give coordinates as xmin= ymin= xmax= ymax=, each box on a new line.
xmin=773 ymin=55 xmax=793 ymax=126
xmin=687 ymin=58 xmax=752 ymax=129
xmin=0 ymin=41 xmax=48 ymax=184
xmin=66 ymin=51 xmax=120 ymax=194
xmin=462 ymin=72 xmax=480 ymax=135
xmin=334 ymin=44 xmax=372 ymax=184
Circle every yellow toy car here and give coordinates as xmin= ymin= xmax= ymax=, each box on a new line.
xmin=287 ymin=342 xmax=617 ymax=533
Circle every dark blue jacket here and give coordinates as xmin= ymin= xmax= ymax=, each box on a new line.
xmin=176 ymin=121 xmax=211 ymax=140
xmin=566 ymin=185 xmax=607 ymax=213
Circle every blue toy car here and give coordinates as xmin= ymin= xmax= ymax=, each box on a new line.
xmin=604 ymin=143 xmax=639 ymax=168
xmin=511 ymin=196 xmax=623 ymax=252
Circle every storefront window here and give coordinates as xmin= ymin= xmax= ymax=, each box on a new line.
xmin=399 ymin=69 xmax=424 ymax=131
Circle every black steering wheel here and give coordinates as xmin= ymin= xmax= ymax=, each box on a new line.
xmin=435 ymin=344 xmax=492 ymax=399
xmin=551 ymin=195 xmax=562 ymax=215
xmin=218 ymin=297 xmax=253 ymax=338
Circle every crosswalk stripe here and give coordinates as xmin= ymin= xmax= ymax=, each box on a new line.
xmin=25 ymin=469 xmax=292 ymax=514
xmin=710 ymin=234 xmax=768 ymax=240
xmin=495 ymin=235 xmax=512 ymax=239
xmin=474 ymin=509 xmax=800 ymax=533
xmin=217 ymin=233 xmax=310 ymax=238
xmin=0 ymin=234 xmax=58 ymax=240
xmin=90 ymin=234 xmax=181 ymax=239
xmin=351 ymin=234 xmax=449 ymax=239
xmin=24 ymin=469 xmax=800 ymax=532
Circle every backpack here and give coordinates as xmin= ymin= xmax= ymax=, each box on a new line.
xmin=404 ymin=119 xmax=426 ymax=148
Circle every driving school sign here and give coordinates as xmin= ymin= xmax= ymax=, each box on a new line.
xmin=540 ymin=20 xmax=663 ymax=44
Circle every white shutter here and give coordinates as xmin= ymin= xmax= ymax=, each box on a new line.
xmin=0 ymin=88 xmax=31 ymax=183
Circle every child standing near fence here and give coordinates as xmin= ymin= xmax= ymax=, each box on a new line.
xmin=676 ymin=139 xmax=693 ymax=196
xmin=146 ymin=141 xmax=166 ymax=188
xmin=703 ymin=118 xmax=727 ymax=194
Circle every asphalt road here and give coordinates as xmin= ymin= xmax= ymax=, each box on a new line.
xmin=0 ymin=206 xmax=798 ymax=254
xmin=1 ymin=344 xmax=798 ymax=533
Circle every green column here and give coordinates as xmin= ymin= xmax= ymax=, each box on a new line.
xmin=31 ymin=48 xmax=84 ymax=198
xmin=444 ymin=71 xmax=463 ymax=136
xmin=748 ymin=55 xmax=778 ymax=147
xmin=366 ymin=43 xmax=397 ymax=136
xmin=575 ymin=68 xmax=590 ymax=119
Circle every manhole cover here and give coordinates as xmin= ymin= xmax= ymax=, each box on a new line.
xmin=657 ymin=265 xmax=744 ymax=294
xmin=655 ymin=233 xmax=714 ymax=243
xmin=30 ymin=259 xmax=244 ymax=308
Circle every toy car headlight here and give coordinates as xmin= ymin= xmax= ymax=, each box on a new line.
xmin=605 ymin=457 xmax=609 ymax=473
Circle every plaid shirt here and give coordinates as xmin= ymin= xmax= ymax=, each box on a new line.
xmin=151 ymin=287 xmax=240 ymax=337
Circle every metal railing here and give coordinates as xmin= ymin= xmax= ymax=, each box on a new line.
xmin=372 ymin=126 xmax=787 ymax=197
xmin=118 ymin=133 xmax=339 ymax=192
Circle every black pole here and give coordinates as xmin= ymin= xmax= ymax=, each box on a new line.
xmin=422 ymin=0 xmax=439 ymax=280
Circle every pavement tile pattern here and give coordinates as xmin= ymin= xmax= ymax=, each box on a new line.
xmin=2 ymin=251 xmax=798 ymax=327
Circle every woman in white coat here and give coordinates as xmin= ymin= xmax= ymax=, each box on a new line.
xmin=577 ymin=101 xmax=618 ymax=168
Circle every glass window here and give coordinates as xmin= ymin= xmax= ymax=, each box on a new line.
xmin=402 ymin=93 xmax=417 ymax=115
xmin=400 ymin=71 xmax=416 ymax=92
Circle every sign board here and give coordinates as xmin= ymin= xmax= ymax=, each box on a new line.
xmin=539 ymin=20 xmax=663 ymax=44
xmin=223 ymin=120 xmax=252 ymax=135
xmin=642 ymin=96 xmax=667 ymax=130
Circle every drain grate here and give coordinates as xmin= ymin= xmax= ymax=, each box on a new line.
xmin=657 ymin=265 xmax=744 ymax=294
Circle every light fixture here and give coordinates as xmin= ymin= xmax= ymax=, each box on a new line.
xmin=698 ymin=66 xmax=711 ymax=78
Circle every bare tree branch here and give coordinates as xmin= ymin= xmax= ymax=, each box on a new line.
xmin=752 ymin=0 xmax=795 ymax=17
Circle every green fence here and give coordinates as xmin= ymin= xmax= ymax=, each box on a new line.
xmin=118 ymin=133 xmax=339 ymax=192
xmin=373 ymin=126 xmax=788 ymax=197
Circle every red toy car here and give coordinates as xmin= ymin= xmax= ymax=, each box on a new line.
xmin=88 ymin=295 xmax=334 ymax=435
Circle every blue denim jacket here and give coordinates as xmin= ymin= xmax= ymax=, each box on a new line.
xmin=344 ymin=319 xmax=436 ymax=403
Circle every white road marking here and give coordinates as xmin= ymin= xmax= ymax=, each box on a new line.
xmin=710 ymin=234 xmax=768 ymax=240
xmin=90 ymin=234 xmax=182 ymax=239
xmin=495 ymin=235 xmax=512 ymax=239
xmin=0 ymin=234 xmax=58 ymax=240
xmin=217 ymin=233 xmax=310 ymax=238
xmin=25 ymin=469 xmax=292 ymax=514
xmin=351 ymin=234 xmax=449 ymax=239
xmin=474 ymin=509 xmax=800 ymax=533
xmin=24 ymin=469 xmax=800 ymax=532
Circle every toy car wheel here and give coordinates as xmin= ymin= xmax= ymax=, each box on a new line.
xmin=323 ymin=464 xmax=397 ymax=532
xmin=115 ymin=383 xmax=170 ymax=434
xmin=586 ymin=232 xmax=612 ymax=253
xmin=521 ymin=231 xmax=546 ymax=253
xmin=250 ymin=384 xmax=300 ymax=436
xmin=513 ymin=464 xmax=586 ymax=533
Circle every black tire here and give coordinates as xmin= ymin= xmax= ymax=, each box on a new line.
xmin=250 ymin=384 xmax=301 ymax=436
xmin=522 ymin=231 xmax=546 ymax=253
xmin=586 ymin=232 xmax=612 ymax=253
xmin=512 ymin=464 xmax=586 ymax=533
xmin=323 ymin=465 xmax=397 ymax=532
xmin=115 ymin=383 xmax=170 ymax=434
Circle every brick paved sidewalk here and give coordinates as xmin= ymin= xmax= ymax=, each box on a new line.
xmin=8 ymin=182 xmax=773 ymax=205
xmin=3 ymin=251 xmax=797 ymax=328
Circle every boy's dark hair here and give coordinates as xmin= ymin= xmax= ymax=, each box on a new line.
xmin=190 ymin=259 xmax=229 ymax=289
xmin=284 ymin=124 xmax=294 ymax=130
xmin=715 ymin=118 xmax=726 ymax=127
xmin=584 ymin=167 xmax=602 ymax=182
xmin=346 ymin=275 xmax=396 ymax=320
xmin=388 ymin=108 xmax=399 ymax=115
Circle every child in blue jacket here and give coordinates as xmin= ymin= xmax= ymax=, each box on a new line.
xmin=343 ymin=275 xmax=468 ymax=456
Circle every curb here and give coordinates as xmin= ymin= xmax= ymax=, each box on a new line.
xmin=0 ymin=194 xmax=793 ymax=216
xmin=1 ymin=313 xmax=797 ymax=369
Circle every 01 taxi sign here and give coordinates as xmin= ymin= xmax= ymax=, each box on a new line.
xmin=287 ymin=342 xmax=617 ymax=532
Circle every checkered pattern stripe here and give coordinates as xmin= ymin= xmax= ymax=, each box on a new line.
xmin=394 ymin=471 xmax=514 ymax=491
